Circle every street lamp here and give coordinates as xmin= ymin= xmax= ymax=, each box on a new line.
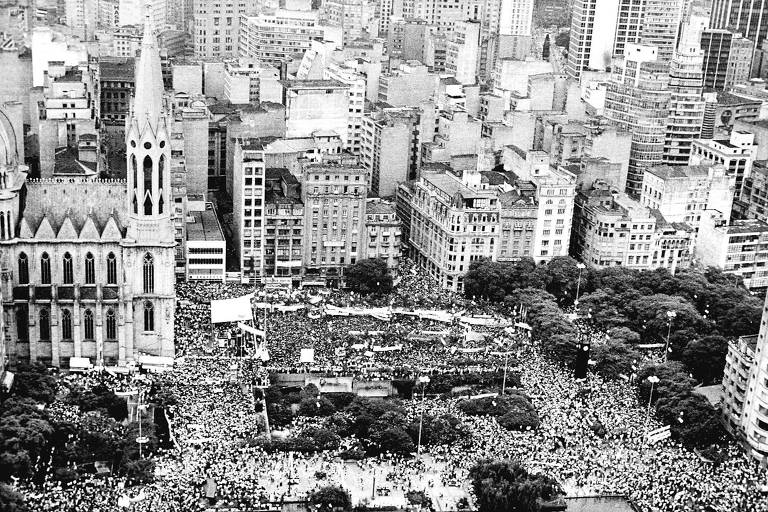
xmin=574 ymin=263 xmax=586 ymax=310
xmin=416 ymin=376 xmax=430 ymax=456
xmin=644 ymin=375 xmax=660 ymax=439
xmin=664 ymin=311 xmax=677 ymax=362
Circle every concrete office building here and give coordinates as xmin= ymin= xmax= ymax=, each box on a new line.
xmin=735 ymin=160 xmax=768 ymax=222
xmin=223 ymin=59 xmax=281 ymax=104
xmin=364 ymin=198 xmax=402 ymax=272
xmin=263 ymin=168 xmax=304 ymax=285
xmin=663 ymin=48 xmax=706 ymax=165
xmin=238 ymin=8 xmax=327 ymax=66
xmin=640 ymin=164 xmax=735 ymax=232
xmin=701 ymin=29 xmax=755 ymax=91
xmin=193 ymin=0 xmax=258 ymax=59
xmin=322 ymin=0 xmax=375 ymax=44
xmin=281 ymin=79 xmax=349 ymax=145
xmin=301 ymin=155 xmax=368 ymax=287
xmin=361 ymin=111 xmax=411 ymax=197
xmin=689 ymin=130 xmax=756 ymax=192
xmin=710 ymin=0 xmax=767 ymax=62
xmin=604 ymin=44 xmax=671 ymax=197
xmin=697 ymin=213 xmax=768 ymax=293
xmin=378 ymin=61 xmax=438 ymax=107
xmin=565 ymin=0 xmax=620 ymax=80
xmin=323 ymin=61 xmax=366 ymax=154
xmin=445 ymin=20 xmax=480 ymax=85
xmin=185 ymin=203 xmax=226 ymax=282
xmin=571 ymin=180 xmax=693 ymax=271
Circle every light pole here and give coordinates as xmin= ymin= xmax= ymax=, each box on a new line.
xmin=664 ymin=311 xmax=676 ymax=362
xmin=416 ymin=376 xmax=430 ymax=456
xmin=644 ymin=375 xmax=659 ymax=440
xmin=574 ymin=263 xmax=586 ymax=311
xmin=502 ymin=352 xmax=510 ymax=395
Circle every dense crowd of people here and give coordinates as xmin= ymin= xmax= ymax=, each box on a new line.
xmin=17 ymin=260 xmax=768 ymax=511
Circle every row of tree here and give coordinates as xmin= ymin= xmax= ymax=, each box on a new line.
xmin=464 ymin=257 xmax=749 ymax=448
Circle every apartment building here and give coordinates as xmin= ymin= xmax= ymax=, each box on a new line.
xmin=301 ymin=155 xmax=368 ymax=287
xmin=701 ymin=29 xmax=755 ymax=91
xmin=378 ymin=61 xmax=438 ymax=107
xmin=238 ymin=8 xmax=326 ymax=65
xmin=736 ymin=160 xmax=768 ymax=222
xmin=193 ymin=0 xmax=258 ymax=59
xmin=361 ymin=112 xmax=411 ymax=197
xmin=232 ymin=139 xmax=267 ymax=281
xmin=571 ymin=180 xmax=693 ymax=272
xmin=565 ymin=0 xmax=619 ymax=80
xmin=445 ymin=20 xmax=480 ymax=85
xmin=186 ymin=203 xmax=227 ymax=282
xmin=663 ymin=49 xmax=706 ymax=165
xmin=264 ymin=168 xmax=304 ymax=285
xmin=364 ymin=198 xmax=402 ymax=273
xmin=640 ymin=164 xmax=735 ymax=232
xmin=696 ymin=213 xmax=768 ymax=293
xmin=323 ymin=61 xmax=366 ymax=154
xmin=689 ymin=130 xmax=756 ymax=192
xmin=280 ymin=79 xmax=349 ymax=146
xmin=223 ymin=59 xmax=281 ymax=104
xmin=604 ymin=44 xmax=671 ymax=197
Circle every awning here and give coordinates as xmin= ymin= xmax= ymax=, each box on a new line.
xmin=138 ymin=355 xmax=174 ymax=371
xmin=211 ymin=294 xmax=254 ymax=324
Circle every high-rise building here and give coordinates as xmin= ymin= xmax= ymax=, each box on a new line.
xmin=604 ymin=44 xmax=671 ymax=196
xmin=701 ymin=29 xmax=755 ymax=91
xmin=301 ymin=155 xmax=368 ymax=287
xmin=710 ymin=0 xmax=767 ymax=63
xmin=281 ymin=79 xmax=350 ymax=145
xmin=238 ymin=8 xmax=327 ymax=65
xmin=445 ymin=20 xmax=481 ymax=85
xmin=321 ymin=0 xmax=375 ymax=44
xmin=566 ymin=0 xmax=620 ymax=80
xmin=364 ymin=198 xmax=402 ymax=272
xmin=663 ymin=48 xmax=706 ymax=165
xmin=192 ymin=0 xmax=258 ymax=60
xmin=361 ymin=111 xmax=411 ymax=197
xmin=65 ymin=0 xmax=97 ymax=40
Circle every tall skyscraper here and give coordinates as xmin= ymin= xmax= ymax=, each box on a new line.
xmin=701 ymin=29 xmax=755 ymax=90
xmin=566 ymin=0 xmax=620 ymax=80
xmin=710 ymin=0 xmax=767 ymax=62
xmin=193 ymin=0 xmax=258 ymax=59
xmin=604 ymin=44 xmax=671 ymax=196
xmin=614 ymin=0 xmax=685 ymax=62
xmin=663 ymin=47 xmax=706 ymax=165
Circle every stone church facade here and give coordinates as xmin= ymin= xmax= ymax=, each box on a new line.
xmin=0 ymin=14 xmax=176 ymax=368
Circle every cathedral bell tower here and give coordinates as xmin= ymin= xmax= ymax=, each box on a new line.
xmin=125 ymin=5 xmax=172 ymax=244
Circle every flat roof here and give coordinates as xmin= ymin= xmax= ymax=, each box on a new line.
xmin=279 ymin=79 xmax=347 ymax=90
xmin=646 ymin=165 xmax=712 ymax=180
xmin=186 ymin=208 xmax=225 ymax=242
xmin=726 ymin=219 xmax=768 ymax=234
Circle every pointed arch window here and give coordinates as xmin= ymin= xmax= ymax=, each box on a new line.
xmin=0 ymin=211 xmax=5 ymax=239
xmin=107 ymin=252 xmax=117 ymax=285
xmin=158 ymin=155 xmax=164 ymax=214
xmin=39 ymin=308 xmax=50 ymax=342
xmin=143 ymin=252 xmax=154 ymax=293
xmin=106 ymin=308 xmax=117 ymax=340
xmin=62 ymin=309 xmax=73 ymax=341
xmin=18 ymin=252 xmax=28 ymax=284
xmin=83 ymin=309 xmax=94 ymax=340
xmin=143 ymin=301 xmax=154 ymax=332
xmin=16 ymin=306 xmax=28 ymax=342
xmin=62 ymin=252 xmax=74 ymax=284
xmin=85 ymin=252 xmax=95 ymax=284
xmin=143 ymin=155 xmax=153 ymax=215
xmin=40 ymin=252 xmax=51 ymax=284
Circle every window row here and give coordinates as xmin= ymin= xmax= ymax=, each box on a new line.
xmin=16 ymin=302 xmax=155 ymax=341
xmin=18 ymin=251 xmax=117 ymax=285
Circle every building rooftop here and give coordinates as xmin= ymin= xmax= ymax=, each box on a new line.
xmin=646 ymin=165 xmax=714 ymax=180
xmin=366 ymin=198 xmax=396 ymax=215
xmin=717 ymin=92 xmax=760 ymax=106
xmin=726 ymin=219 xmax=768 ymax=234
xmin=99 ymin=58 xmax=135 ymax=81
xmin=186 ymin=207 xmax=225 ymax=242
xmin=54 ymin=146 xmax=97 ymax=175
xmin=279 ymin=79 xmax=347 ymax=90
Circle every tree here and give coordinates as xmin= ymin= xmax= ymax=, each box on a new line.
xmin=543 ymin=256 xmax=582 ymax=303
xmin=681 ymin=335 xmax=728 ymax=384
xmin=469 ymin=460 xmax=562 ymax=512
xmin=298 ymin=396 xmax=335 ymax=417
xmin=0 ymin=483 xmax=27 ymax=512
xmin=345 ymin=258 xmax=393 ymax=295
xmin=591 ymin=340 xmax=640 ymax=380
xmin=655 ymin=392 xmax=725 ymax=447
xmin=11 ymin=364 xmax=57 ymax=404
xmin=368 ymin=426 xmax=415 ymax=454
xmin=542 ymin=34 xmax=551 ymax=59
xmin=309 ymin=485 xmax=352 ymax=511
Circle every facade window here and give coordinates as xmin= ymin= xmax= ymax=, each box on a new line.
xmin=16 ymin=306 xmax=28 ymax=341
xmin=40 ymin=252 xmax=51 ymax=284
xmin=143 ymin=253 xmax=154 ymax=293
xmin=106 ymin=308 xmax=117 ymax=340
xmin=143 ymin=301 xmax=154 ymax=332
xmin=83 ymin=309 xmax=94 ymax=340
xmin=85 ymin=252 xmax=95 ymax=284
xmin=107 ymin=252 xmax=118 ymax=284
xmin=62 ymin=309 xmax=73 ymax=341
xmin=62 ymin=252 xmax=74 ymax=284
xmin=18 ymin=252 xmax=28 ymax=284
xmin=39 ymin=308 xmax=50 ymax=341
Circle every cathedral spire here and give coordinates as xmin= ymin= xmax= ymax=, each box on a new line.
xmin=132 ymin=3 xmax=164 ymax=132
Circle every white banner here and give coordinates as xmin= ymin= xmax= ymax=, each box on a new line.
xmin=238 ymin=322 xmax=265 ymax=338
